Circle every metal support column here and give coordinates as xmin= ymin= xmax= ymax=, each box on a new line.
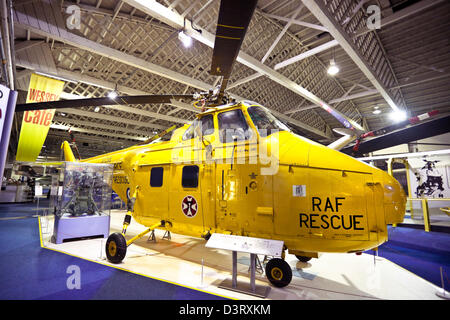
xmin=250 ymin=253 xmax=256 ymax=293
xmin=231 ymin=251 xmax=237 ymax=288
xmin=421 ymin=199 xmax=431 ymax=232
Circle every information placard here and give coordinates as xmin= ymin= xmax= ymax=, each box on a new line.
xmin=206 ymin=233 xmax=283 ymax=257
xmin=35 ymin=185 xmax=43 ymax=196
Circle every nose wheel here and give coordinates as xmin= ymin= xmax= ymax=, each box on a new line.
xmin=105 ymin=232 xmax=127 ymax=263
xmin=265 ymin=258 xmax=292 ymax=288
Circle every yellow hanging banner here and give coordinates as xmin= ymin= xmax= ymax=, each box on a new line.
xmin=16 ymin=73 xmax=65 ymax=161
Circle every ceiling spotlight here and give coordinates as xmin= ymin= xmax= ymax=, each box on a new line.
xmin=94 ymin=106 xmax=100 ymax=112
xmin=372 ymin=106 xmax=381 ymax=115
xmin=327 ymin=59 xmax=339 ymax=76
xmin=178 ymin=31 xmax=192 ymax=48
xmin=388 ymin=110 xmax=407 ymax=122
xmin=108 ymin=90 xmax=118 ymax=99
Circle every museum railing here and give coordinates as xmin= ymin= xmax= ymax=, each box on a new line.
xmin=401 ymin=198 xmax=450 ymax=232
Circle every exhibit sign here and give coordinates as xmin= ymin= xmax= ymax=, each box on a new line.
xmin=16 ymin=73 xmax=65 ymax=162
xmin=0 ymin=84 xmax=18 ymax=184
xmin=206 ymin=233 xmax=284 ymax=257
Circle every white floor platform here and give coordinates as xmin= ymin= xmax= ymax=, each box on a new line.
xmin=39 ymin=210 xmax=446 ymax=300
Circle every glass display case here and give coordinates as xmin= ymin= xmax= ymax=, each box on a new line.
xmin=51 ymin=162 xmax=113 ymax=244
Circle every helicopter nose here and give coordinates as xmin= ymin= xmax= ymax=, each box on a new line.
xmin=382 ymin=172 xmax=407 ymax=225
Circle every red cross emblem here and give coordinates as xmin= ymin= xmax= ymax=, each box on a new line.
xmin=182 ymin=195 xmax=198 ymax=218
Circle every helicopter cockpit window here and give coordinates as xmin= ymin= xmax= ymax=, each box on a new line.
xmin=247 ymin=106 xmax=290 ymax=137
xmin=199 ymin=114 xmax=214 ymax=136
xmin=182 ymin=115 xmax=214 ymax=141
xmin=182 ymin=120 xmax=197 ymax=141
xmin=218 ymin=109 xmax=252 ymax=143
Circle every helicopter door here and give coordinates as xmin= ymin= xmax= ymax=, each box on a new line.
xmin=240 ymin=164 xmax=274 ymax=236
xmin=200 ymin=162 xmax=216 ymax=232
xmin=215 ymin=161 xmax=273 ymax=235
xmin=168 ymin=164 xmax=205 ymax=237
xmin=137 ymin=165 xmax=169 ymax=220
xmin=215 ymin=108 xmax=264 ymax=233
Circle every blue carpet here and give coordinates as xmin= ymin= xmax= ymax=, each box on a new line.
xmin=365 ymin=226 xmax=450 ymax=289
xmin=0 ymin=202 xmax=43 ymax=218
xmin=0 ymin=202 xmax=227 ymax=300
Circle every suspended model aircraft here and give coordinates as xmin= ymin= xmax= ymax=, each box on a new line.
xmin=16 ymin=0 xmax=412 ymax=288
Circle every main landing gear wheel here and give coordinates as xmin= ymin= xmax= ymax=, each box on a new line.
xmin=106 ymin=232 xmax=127 ymax=263
xmin=265 ymin=258 xmax=292 ymax=288
xmin=295 ymin=255 xmax=312 ymax=262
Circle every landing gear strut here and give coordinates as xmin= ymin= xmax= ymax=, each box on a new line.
xmin=105 ymin=221 xmax=164 ymax=264
xmin=105 ymin=186 xmax=164 ymax=264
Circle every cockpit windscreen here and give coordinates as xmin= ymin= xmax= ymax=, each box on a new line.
xmin=247 ymin=106 xmax=290 ymax=137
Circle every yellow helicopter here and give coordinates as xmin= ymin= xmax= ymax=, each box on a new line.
xmin=15 ymin=0 xmax=408 ymax=288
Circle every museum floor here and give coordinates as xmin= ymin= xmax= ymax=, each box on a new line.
xmin=0 ymin=201 xmax=449 ymax=300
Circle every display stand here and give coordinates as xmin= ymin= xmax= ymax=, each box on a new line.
xmin=50 ymin=162 xmax=113 ymax=244
xmin=53 ymin=214 xmax=110 ymax=244
xmin=436 ymin=267 xmax=450 ymax=300
xmin=205 ymin=233 xmax=284 ymax=298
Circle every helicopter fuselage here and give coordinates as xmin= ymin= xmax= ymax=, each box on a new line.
xmin=82 ymin=101 xmax=406 ymax=257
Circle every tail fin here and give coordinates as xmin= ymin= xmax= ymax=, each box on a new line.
xmin=61 ymin=141 xmax=77 ymax=162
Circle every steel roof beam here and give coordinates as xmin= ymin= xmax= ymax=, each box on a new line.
xmin=354 ymin=0 xmax=446 ymax=38
xmin=263 ymin=13 xmax=328 ymax=32
xmin=50 ymin=123 xmax=148 ymax=141
xmin=302 ymin=0 xmax=400 ymax=113
xmin=274 ymin=40 xmax=338 ymax=70
xmin=286 ymin=89 xmax=379 ymax=114
xmin=13 ymin=1 xmax=331 ymax=139
xmin=53 ymin=116 xmax=157 ymax=137
xmin=122 ymin=0 xmax=336 ymax=138
xmin=17 ymin=59 xmax=197 ymax=120
xmin=55 ymin=108 xmax=168 ymax=131
xmin=262 ymin=5 xmax=304 ymax=63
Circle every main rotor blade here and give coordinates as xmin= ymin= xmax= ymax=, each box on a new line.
xmin=360 ymin=110 xmax=440 ymax=139
xmin=320 ymin=102 xmax=364 ymax=131
xmin=15 ymin=94 xmax=195 ymax=112
xmin=136 ymin=125 xmax=177 ymax=145
xmin=210 ymin=0 xmax=258 ymax=96
xmin=341 ymin=114 xmax=450 ymax=156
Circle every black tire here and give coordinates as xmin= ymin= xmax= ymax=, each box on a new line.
xmin=105 ymin=232 xmax=127 ymax=263
xmin=265 ymin=258 xmax=292 ymax=288
xmin=295 ymin=255 xmax=312 ymax=263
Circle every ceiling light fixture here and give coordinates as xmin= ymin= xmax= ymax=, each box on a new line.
xmin=372 ymin=106 xmax=381 ymax=115
xmin=327 ymin=36 xmax=339 ymax=76
xmin=178 ymin=31 xmax=192 ymax=48
xmin=327 ymin=59 xmax=339 ymax=76
xmin=388 ymin=110 xmax=407 ymax=122
xmin=107 ymin=90 xmax=118 ymax=99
